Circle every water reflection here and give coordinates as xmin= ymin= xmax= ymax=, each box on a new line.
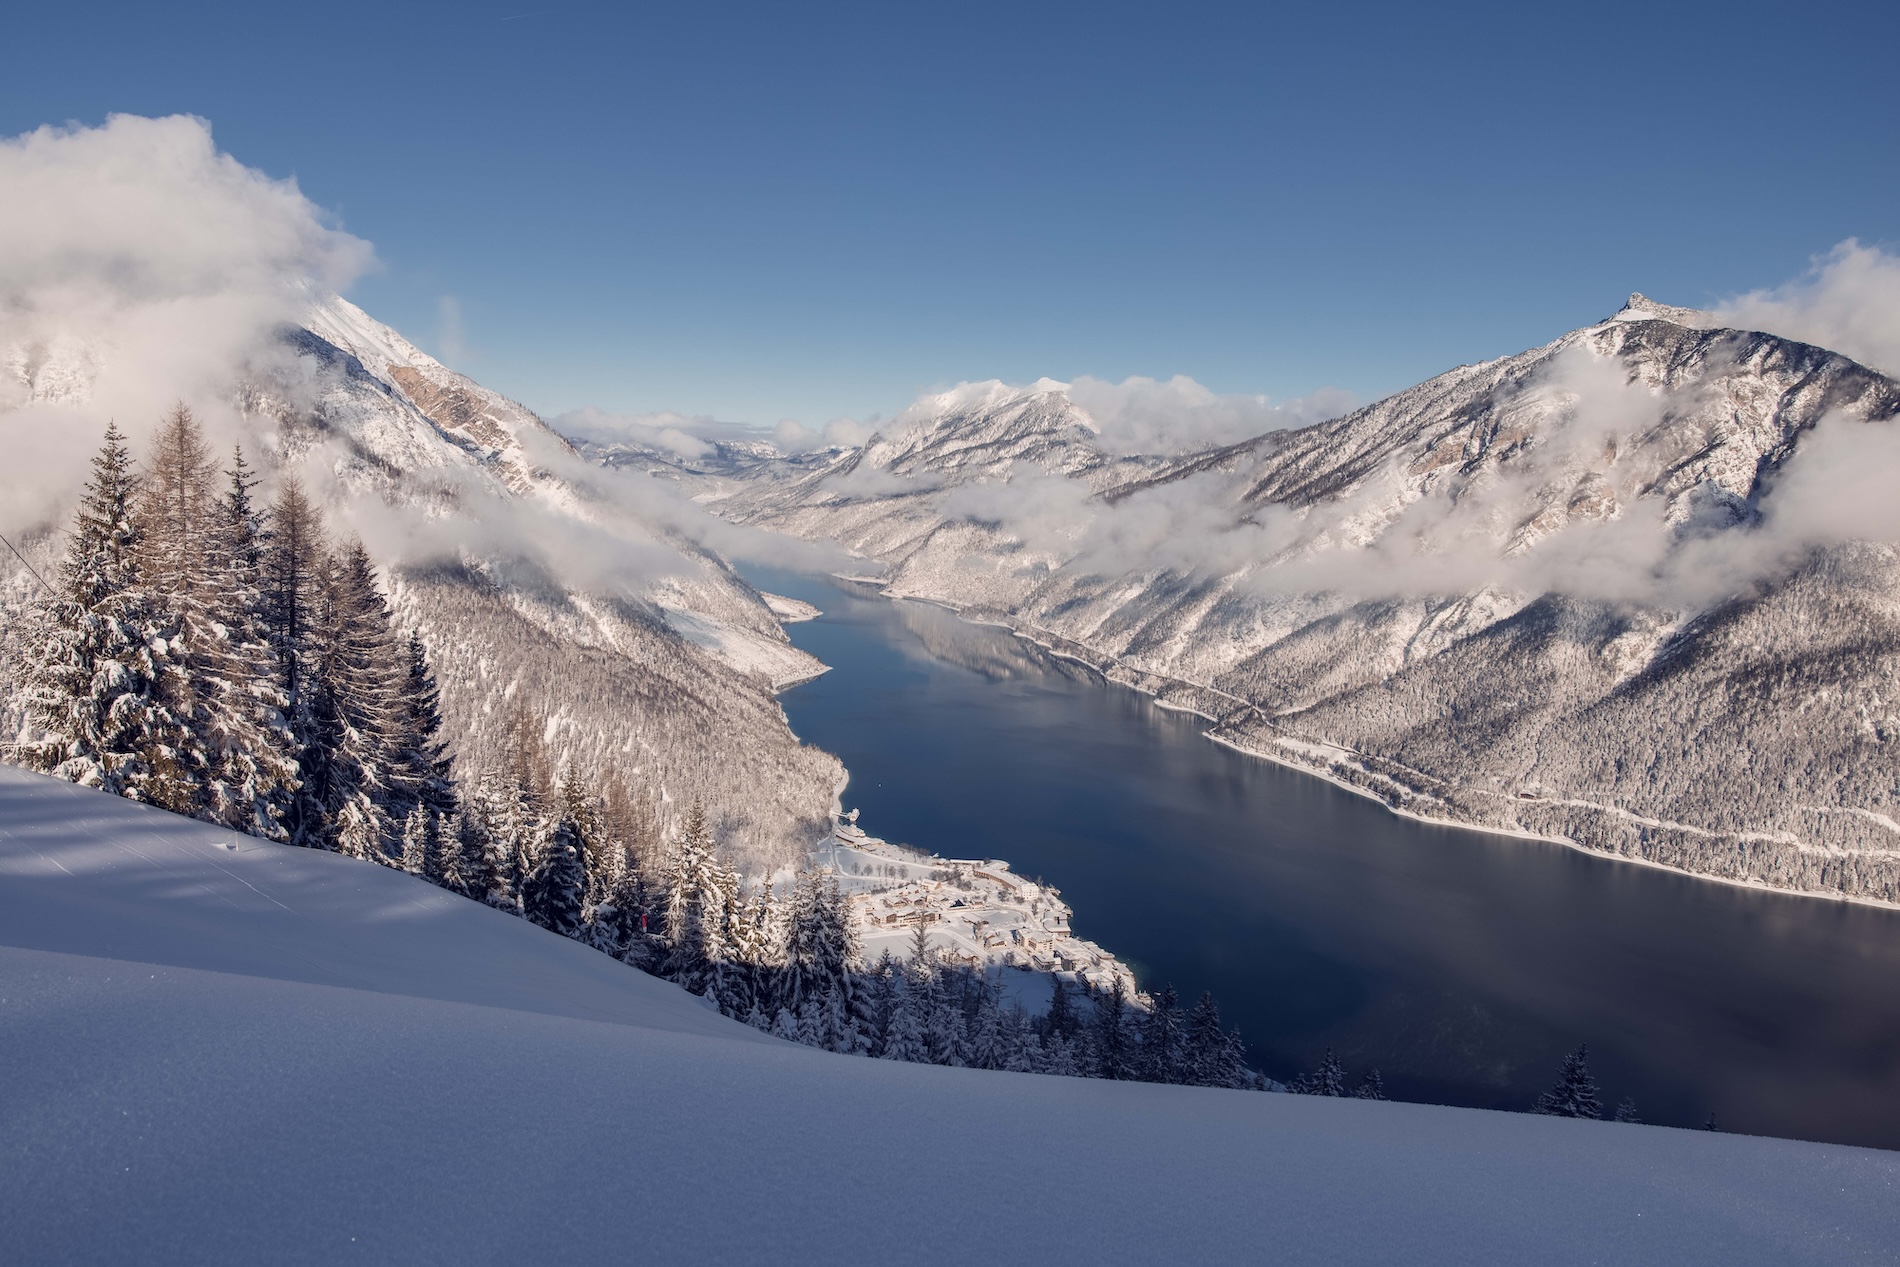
xmin=750 ymin=568 xmax=1900 ymax=1150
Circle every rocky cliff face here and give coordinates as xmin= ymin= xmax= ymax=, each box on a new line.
xmin=667 ymin=297 xmax=1900 ymax=899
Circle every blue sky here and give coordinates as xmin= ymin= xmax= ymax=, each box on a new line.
xmin=4 ymin=1 xmax=1895 ymax=428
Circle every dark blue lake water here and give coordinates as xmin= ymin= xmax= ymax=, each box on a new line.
xmin=748 ymin=567 xmax=1900 ymax=1149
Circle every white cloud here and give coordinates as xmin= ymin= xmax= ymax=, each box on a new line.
xmin=1067 ymin=374 xmax=1354 ymax=454
xmin=435 ymin=296 xmax=469 ymax=366
xmin=1715 ymin=240 xmax=1900 ymax=378
xmin=553 ymin=406 xmax=772 ymax=461
xmin=0 ymin=113 xmax=373 ymax=535
xmin=772 ymin=415 xmax=878 ymax=453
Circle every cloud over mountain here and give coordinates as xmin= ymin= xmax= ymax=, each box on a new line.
xmin=1716 ymin=240 xmax=1900 ymax=380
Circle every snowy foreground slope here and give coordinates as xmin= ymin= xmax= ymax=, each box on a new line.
xmin=3 ymin=768 xmax=1896 ymax=1266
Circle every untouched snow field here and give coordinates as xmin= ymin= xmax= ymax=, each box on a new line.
xmin=2 ymin=767 xmax=1897 ymax=1265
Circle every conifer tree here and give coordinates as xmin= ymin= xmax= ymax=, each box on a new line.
xmin=521 ymin=813 xmax=588 ymax=938
xmin=1353 ymin=1069 xmax=1386 ymax=1100
xmin=312 ymin=542 xmax=409 ymax=860
xmin=1532 ymin=1044 xmax=1603 ymax=1119
xmin=881 ymin=981 xmax=928 ymax=1063
xmin=1294 ymin=1049 xmax=1349 ymax=1096
xmin=924 ymin=969 xmax=965 ymax=1066
xmin=784 ymin=870 xmax=858 ymax=1017
xmin=129 ymin=402 xmax=224 ymax=818
xmin=1046 ymin=974 xmax=1078 ymax=1044
xmin=1001 ymin=1006 xmax=1037 ymax=1074
xmin=770 ymin=1007 xmax=802 ymax=1044
xmin=390 ymin=629 xmax=456 ymax=822
xmin=204 ymin=444 xmax=297 ymax=838
xmin=1043 ymin=1035 xmax=1079 ymax=1077
xmin=1184 ymin=992 xmax=1231 ymax=1087
xmin=21 ymin=422 xmax=193 ymax=806
xmin=865 ymin=952 xmax=899 ymax=1057
xmin=661 ymin=799 xmax=732 ymax=991
xmin=1613 ymin=1097 xmax=1642 ymax=1124
xmin=558 ymin=762 xmax=606 ymax=899
xmin=401 ymin=806 xmax=447 ymax=881
xmin=969 ymin=981 xmax=1006 ymax=1071
xmin=1095 ymin=978 xmax=1132 ymax=1080
xmin=1139 ymin=986 xmax=1185 ymax=1084
xmin=817 ymin=981 xmax=856 ymax=1054
xmin=443 ymin=793 xmax=504 ymax=904
xmin=259 ymin=479 xmax=330 ymax=847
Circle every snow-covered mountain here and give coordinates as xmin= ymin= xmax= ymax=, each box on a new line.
xmin=6 ymin=764 xmax=1895 ymax=1265
xmin=2 ymin=293 xmax=840 ymax=871
xmin=649 ymin=297 xmax=1900 ymax=901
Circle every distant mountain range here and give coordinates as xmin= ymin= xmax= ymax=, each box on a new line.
xmin=594 ymin=296 xmax=1900 ymax=903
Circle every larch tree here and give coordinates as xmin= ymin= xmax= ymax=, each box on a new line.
xmin=135 ymin=408 xmax=294 ymax=833
xmin=259 ymin=479 xmax=330 ymax=847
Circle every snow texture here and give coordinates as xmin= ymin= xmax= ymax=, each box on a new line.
xmin=3 ymin=764 xmax=1897 ymax=1266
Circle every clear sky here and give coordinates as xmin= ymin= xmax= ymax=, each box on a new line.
xmin=4 ymin=0 xmax=1895 ymax=428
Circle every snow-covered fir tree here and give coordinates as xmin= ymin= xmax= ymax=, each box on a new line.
xmin=203 ymin=443 xmax=298 ymax=839
xmin=19 ymin=422 xmax=194 ymax=808
xmin=521 ymin=813 xmax=588 ymax=938
xmin=401 ymin=807 xmax=447 ymax=881
xmin=1533 ymin=1045 xmax=1603 ymax=1119
xmin=1095 ymin=977 xmax=1133 ymax=1080
xmin=1292 ymin=1049 xmax=1352 ymax=1096
xmin=1184 ymin=993 xmax=1241 ymax=1088
xmin=443 ymin=790 xmax=505 ymax=904
xmin=311 ymin=542 xmax=411 ymax=860
xmin=1139 ymin=986 xmax=1185 ymax=1084
xmin=392 ymin=629 xmax=456 ymax=823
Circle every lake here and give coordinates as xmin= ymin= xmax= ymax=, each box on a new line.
xmin=747 ymin=566 xmax=1900 ymax=1149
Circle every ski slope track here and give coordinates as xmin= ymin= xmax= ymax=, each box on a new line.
xmin=2 ymin=768 xmax=1896 ymax=1265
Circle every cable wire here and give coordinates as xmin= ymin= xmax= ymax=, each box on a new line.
xmin=0 ymin=527 xmax=54 ymax=598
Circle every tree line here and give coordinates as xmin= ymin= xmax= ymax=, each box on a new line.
xmin=17 ymin=408 xmax=452 ymax=853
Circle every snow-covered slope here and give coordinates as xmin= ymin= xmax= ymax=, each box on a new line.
xmin=4 ymin=766 xmax=1896 ymax=1266
xmin=2 ymin=293 xmax=838 ymax=868
xmin=681 ymin=299 xmax=1900 ymax=900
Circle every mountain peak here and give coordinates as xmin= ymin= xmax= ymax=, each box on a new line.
xmin=1610 ymin=292 xmax=1715 ymax=329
